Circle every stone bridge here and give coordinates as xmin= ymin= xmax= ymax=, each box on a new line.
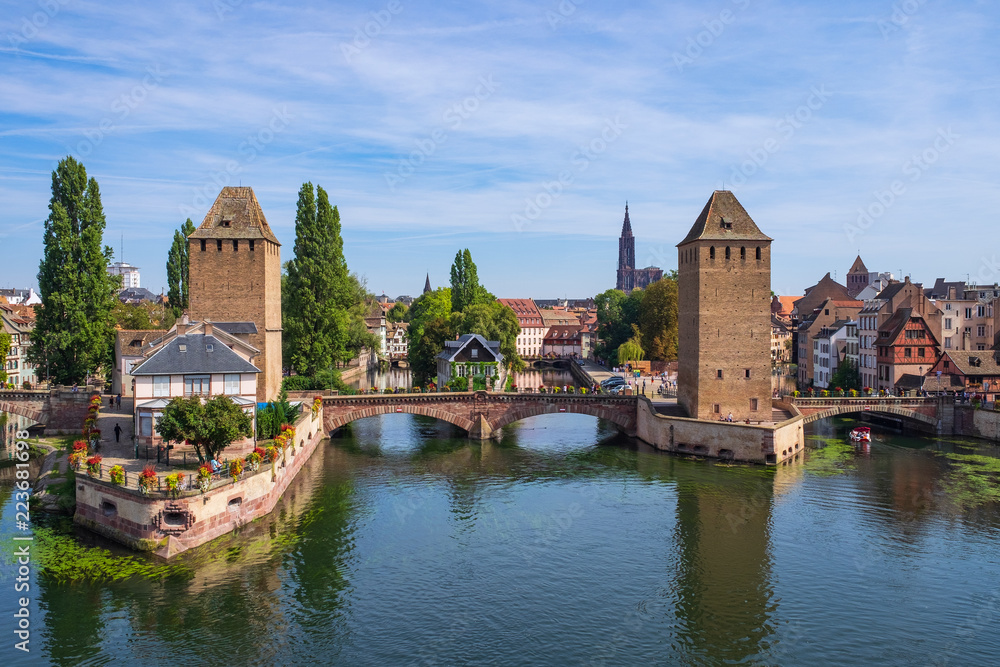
xmin=323 ymin=391 xmax=638 ymax=439
xmin=0 ymin=387 xmax=99 ymax=434
xmin=785 ymin=396 xmax=953 ymax=432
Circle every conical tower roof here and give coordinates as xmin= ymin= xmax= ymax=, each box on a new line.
xmin=423 ymin=273 xmax=432 ymax=294
xmin=189 ymin=186 xmax=280 ymax=244
xmin=677 ymin=191 xmax=772 ymax=246
xmin=848 ymin=255 xmax=868 ymax=275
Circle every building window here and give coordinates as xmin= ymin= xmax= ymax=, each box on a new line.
xmin=965 ymin=308 xmax=972 ymax=319
xmin=153 ymin=376 xmax=169 ymax=397
xmin=217 ymin=240 xmax=223 ymax=252
xmin=184 ymin=375 xmax=211 ymax=396
xmin=710 ymin=246 xmax=715 ymax=260
xmin=249 ymin=240 xmax=255 ymax=252
xmin=456 ymin=365 xmax=465 ymax=377
xmin=945 ymin=303 xmax=951 ymax=310
xmin=756 ymin=246 xmax=761 ymax=260
xmin=233 ymin=240 xmax=238 ymax=251
xmin=945 ymin=336 xmax=951 ymax=349
xmin=945 ymin=318 xmax=952 ymax=329
xmin=224 ymin=374 xmax=240 ymax=395
xmin=200 ymin=239 xmax=206 ymax=252
xmin=713 ymin=404 xmax=720 ymax=414
xmin=716 ymin=369 xmax=723 ymax=379
xmin=978 ymin=325 xmax=986 ymax=337
xmin=978 ymin=305 xmax=986 ymax=317
xmin=725 ymin=247 xmax=731 ymax=260
xmin=750 ymin=398 xmax=758 ymax=411
xmin=904 ymin=348 xmax=911 ymax=358
xmin=471 ymin=348 xmax=478 ymax=359
xmin=740 ymin=246 xmax=746 ymax=260
xmin=744 ymin=369 xmax=751 ymax=378
xmin=139 ymin=414 xmax=152 ymax=437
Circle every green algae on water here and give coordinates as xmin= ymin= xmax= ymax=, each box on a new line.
xmin=33 ymin=519 xmax=193 ymax=584
xmin=804 ymin=438 xmax=856 ymax=476
xmin=937 ymin=452 xmax=1000 ymax=508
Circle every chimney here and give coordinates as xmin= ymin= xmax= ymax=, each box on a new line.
xmin=204 ymin=322 xmax=213 ymax=337
xmin=176 ymin=323 xmax=187 ymax=335
xmin=181 ymin=312 xmax=190 ymax=325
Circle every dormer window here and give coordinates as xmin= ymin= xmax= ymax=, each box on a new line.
xmin=221 ymin=219 xmax=232 ymax=228
xmin=720 ymin=218 xmax=733 ymax=230
xmin=471 ymin=348 xmax=479 ymax=359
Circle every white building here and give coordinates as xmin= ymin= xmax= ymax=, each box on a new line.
xmin=498 ymin=298 xmax=546 ymax=358
xmin=387 ymin=322 xmax=408 ymax=359
xmin=108 ymin=262 xmax=141 ymax=289
xmin=131 ymin=321 xmax=259 ymax=448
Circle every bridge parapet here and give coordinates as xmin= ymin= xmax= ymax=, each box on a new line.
xmin=321 ymin=391 xmax=639 ymax=438
xmin=787 ymin=395 xmax=950 ymax=431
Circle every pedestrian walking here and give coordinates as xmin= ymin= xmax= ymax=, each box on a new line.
xmin=116 ymin=393 xmax=121 ymax=410
xmin=113 ymin=423 xmax=122 ymax=443
xmin=642 ymin=379 xmax=646 ymax=395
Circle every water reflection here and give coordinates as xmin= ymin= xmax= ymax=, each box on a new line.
xmin=7 ymin=411 xmax=1000 ymax=665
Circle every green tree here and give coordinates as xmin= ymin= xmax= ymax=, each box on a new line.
xmin=449 ymin=249 xmax=491 ymax=312
xmin=406 ymin=287 xmax=454 ymax=384
xmin=828 ymin=358 xmax=861 ymax=391
xmin=0 ymin=331 xmax=10 ymax=384
xmin=455 ymin=302 xmax=525 ymax=373
xmin=637 ymin=277 xmax=678 ymax=361
xmin=166 ymin=218 xmax=195 ymax=316
xmin=617 ymin=338 xmax=644 ymax=365
xmin=386 ymin=301 xmax=407 ymax=323
xmin=28 ymin=157 xmax=118 ymax=385
xmin=595 ymin=288 xmax=644 ymax=361
xmin=155 ymin=395 xmax=253 ymax=462
xmin=283 ymin=183 xmax=351 ymax=375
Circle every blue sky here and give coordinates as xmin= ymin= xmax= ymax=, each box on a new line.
xmin=1 ymin=0 xmax=998 ymax=300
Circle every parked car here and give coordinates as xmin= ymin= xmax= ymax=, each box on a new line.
xmin=601 ymin=376 xmax=626 ymax=387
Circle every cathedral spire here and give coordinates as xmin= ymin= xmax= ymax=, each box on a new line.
xmin=621 ymin=202 xmax=633 ymax=237
xmin=423 ymin=273 xmax=432 ymax=294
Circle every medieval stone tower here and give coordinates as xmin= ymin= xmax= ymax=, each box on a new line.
xmin=676 ymin=191 xmax=772 ymax=421
xmin=188 ymin=187 xmax=282 ymax=402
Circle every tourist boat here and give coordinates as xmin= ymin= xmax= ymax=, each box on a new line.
xmin=849 ymin=426 xmax=871 ymax=443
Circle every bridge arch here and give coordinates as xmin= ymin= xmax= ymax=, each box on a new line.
xmin=798 ymin=405 xmax=938 ymax=429
xmin=487 ymin=402 xmax=636 ymax=435
xmin=0 ymin=400 xmax=43 ymax=424
xmin=323 ymin=402 xmax=475 ymax=435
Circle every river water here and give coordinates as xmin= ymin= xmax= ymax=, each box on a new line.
xmin=2 ymin=414 xmax=999 ymax=666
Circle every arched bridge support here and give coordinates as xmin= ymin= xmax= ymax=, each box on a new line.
xmin=322 ymin=392 xmax=639 ymax=439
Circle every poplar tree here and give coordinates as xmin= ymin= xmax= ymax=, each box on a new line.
xmin=28 ymin=157 xmax=118 ymax=385
xmin=283 ymin=182 xmax=350 ymax=375
xmin=166 ymin=218 xmax=195 ymax=316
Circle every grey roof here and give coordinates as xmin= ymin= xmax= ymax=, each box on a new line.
xmin=436 ymin=333 xmax=503 ymax=362
xmin=132 ymin=333 xmax=260 ymax=375
xmin=211 ymin=321 xmax=258 ymax=335
xmin=118 ymin=287 xmax=158 ymax=303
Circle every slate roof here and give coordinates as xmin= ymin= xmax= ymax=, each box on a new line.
xmin=924 ymin=278 xmax=965 ymax=299
xmin=678 ymin=191 xmax=772 ymax=245
xmin=848 ymin=255 xmax=868 ymax=275
xmin=436 ymin=333 xmax=503 ymax=362
xmin=131 ymin=333 xmax=260 ymax=375
xmin=211 ymin=322 xmax=258 ymax=335
xmin=118 ymin=287 xmax=158 ymax=303
xmin=189 ymin=186 xmax=280 ymax=244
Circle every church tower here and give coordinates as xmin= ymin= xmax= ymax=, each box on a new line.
xmin=187 ymin=187 xmax=282 ymax=402
xmin=676 ymin=191 xmax=772 ymax=421
xmin=616 ymin=203 xmax=635 ymax=292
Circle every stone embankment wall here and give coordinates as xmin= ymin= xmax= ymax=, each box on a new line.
xmin=0 ymin=386 xmax=96 ymax=434
xmin=635 ymin=398 xmax=803 ymax=464
xmin=74 ymin=404 xmax=325 ymax=558
xmin=953 ymin=406 xmax=1000 ymax=442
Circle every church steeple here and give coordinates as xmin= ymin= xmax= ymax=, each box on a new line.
xmin=423 ymin=273 xmax=432 ymax=294
xmin=616 ymin=202 xmax=636 ymax=292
